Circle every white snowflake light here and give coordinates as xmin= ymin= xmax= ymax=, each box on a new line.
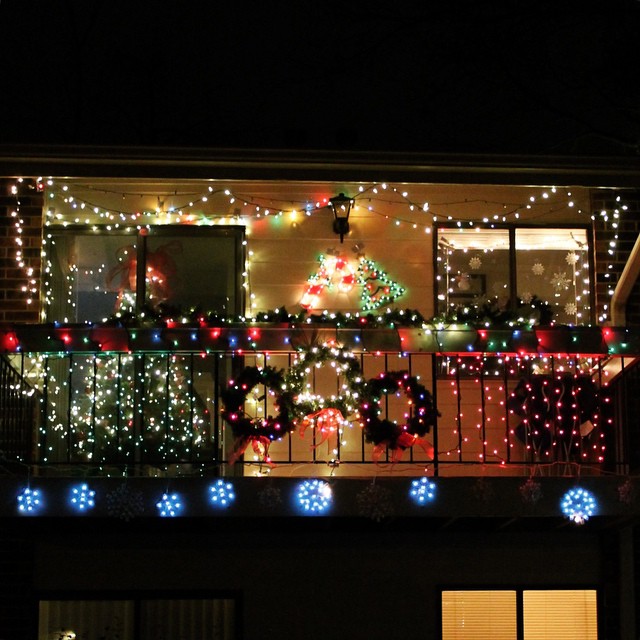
xmin=209 ymin=480 xmax=236 ymax=508
xmin=296 ymin=479 xmax=332 ymax=514
xmin=532 ymin=263 xmax=545 ymax=276
xmin=561 ymin=488 xmax=596 ymax=524
xmin=409 ymin=477 xmax=436 ymax=505
xmin=70 ymin=483 xmax=96 ymax=512
xmin=156 ymin=492 xmax=183 ymax=517
xmin=469 ymin=256 xmax=482 ymax=270
xmin=17 ymin=487 xmax=43 ymax=514
xmin=520 ymin=291 xmax=533 ymax=304
xmin=564 ymin=302 xmax=577 ymax=317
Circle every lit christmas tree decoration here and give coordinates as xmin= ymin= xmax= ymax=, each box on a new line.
xmin=156 ymin=492 xmax=183 ymax=517
xmin=296 ymin=479 xmax=333 ymax=514
xmin=17 ymin=487 xmax=43 ymax=514
xmin=409 ymin=477 xmax=436 ymax=505
xmin=69 ymin=483 xmax=96 ymax=512
xmin=561 ymin=488 xmax=596 ymax=524
xmin=209 ymin=480 xmax=236 ymax=508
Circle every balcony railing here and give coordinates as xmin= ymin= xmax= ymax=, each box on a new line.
xmin=0 ymin=323 xmax=638 ymax=478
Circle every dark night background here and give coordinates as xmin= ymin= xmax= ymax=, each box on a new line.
xmin=1 ymin=0 xmax=640 ymax=156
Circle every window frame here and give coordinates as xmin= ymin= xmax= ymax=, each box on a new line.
xmin=35 ymin=588 xmax=242 ymax=640
xmin=44 ymin=224 xmax=247 ymax=322
xmin=439 ymin=586 xmax=601 ymax=640
xmin=433 ymin=222 xmax=596 ymax=325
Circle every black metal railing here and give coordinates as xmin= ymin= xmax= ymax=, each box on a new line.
xmin=0 ymin=345 xmax=633 ymax=478
xmin=0 ymin=355 xmax=37 ymax=464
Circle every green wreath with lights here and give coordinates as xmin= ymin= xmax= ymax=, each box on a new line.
xmin=221 ymin=365 xmax=296 ymax=441
xmin=285 ymin=344 xmax=365 ymax=421
xmin=360 ymin=370 xmax=440 ymax=449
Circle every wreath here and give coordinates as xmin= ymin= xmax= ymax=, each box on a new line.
xmin=220 ymin=365 xmax=296 ymax=464
xmin=285 ymin=344 xmax=365 ymax=421
xmin=360 ymin=370 xmax=439 ymax=461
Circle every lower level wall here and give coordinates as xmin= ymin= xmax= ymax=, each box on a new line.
xmin=0 ymin=517 xmax=629 ymax=639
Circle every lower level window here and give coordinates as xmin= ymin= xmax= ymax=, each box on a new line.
xmin=38 ymin=597 xmax=237 ymax=640
xmin=441 ymin=589 xmax=597 ymax=640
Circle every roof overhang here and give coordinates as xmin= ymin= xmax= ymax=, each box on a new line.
xmin=1 ymin=144 xmax=640 ymax=188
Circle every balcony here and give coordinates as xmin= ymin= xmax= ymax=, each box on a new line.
xmin=0 ymin=321 xmax=637 ymax=475
xmin=0 ymin=321 xmax=638 ymax=524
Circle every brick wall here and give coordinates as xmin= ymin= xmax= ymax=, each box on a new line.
xmin=591 ymin=189 xmax=640 ymax=326
xmin=0 ymin=178 xmax=44 ymax=323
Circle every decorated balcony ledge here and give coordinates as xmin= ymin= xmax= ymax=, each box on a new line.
xmin=1 ymin=321 xmax=639 ymax=356
xmin=1 ymin=476 xmax=638 ymax=525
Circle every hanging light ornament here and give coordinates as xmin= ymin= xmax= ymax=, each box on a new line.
xmin=561 ymin=488 xmax=596 ymax=524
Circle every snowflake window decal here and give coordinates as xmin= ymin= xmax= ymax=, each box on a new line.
xmin=551 ymin=271 xmax=571 ymax=291
xmin=469 ymin=256 xmax=482 ymax=270
xmin=532 ymin=262 xmax=545 ymax=276
xmin=565 ymin=251 xmax=579 ymax=266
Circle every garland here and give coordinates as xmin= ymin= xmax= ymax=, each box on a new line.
xmin=103 ymin=296 xmax=552 ymax=330
xmin=220 ymin=365 xmax=296 ymax=464
xmin=360 ymin=371 xmax=440 ymax=460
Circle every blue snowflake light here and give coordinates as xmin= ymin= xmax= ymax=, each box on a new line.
xmin=69 ymin=483 xmax=96 ymax=512
xmin=561 ymin=487 xmax=596 ymax=524
xmin=409 ymin=477 xmax=436 ymax=505
xmin=156 ymin=492 xmax=183 ymax=517
xmin=17 ymin=487 xmax=43 ymax=514
xmin=209 ymin=480 xmax=236 ymax=508
xmin=296 ymin=479 xmax=333 ymax=514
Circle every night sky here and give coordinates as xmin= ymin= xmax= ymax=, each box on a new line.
xmin=1 ymin=1 xmax=640 ymax=156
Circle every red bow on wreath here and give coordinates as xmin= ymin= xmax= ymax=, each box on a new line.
xmin=372 ymin=431 xmax=434 ymax=464
xmin=228 ymin=435 xmax=275 ymax=467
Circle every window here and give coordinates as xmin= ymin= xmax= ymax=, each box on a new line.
xmin=45 ymin=226 xmax=245 ymax=322
xmin=436 ymin=226 xmax=592 ymax=325
xmin=441 ymin=589 xmax=598 ymax=640
xmin=38 ymin=597 xmax=237 ymax=640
